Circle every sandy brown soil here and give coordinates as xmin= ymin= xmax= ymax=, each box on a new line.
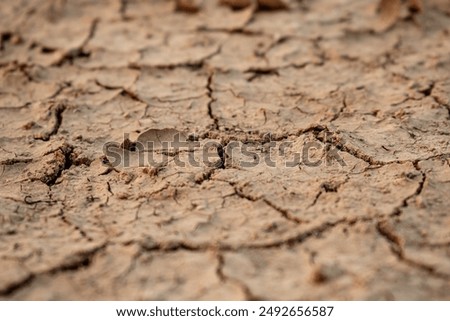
xmin=0 ymin=0 xmax=450 ymax=300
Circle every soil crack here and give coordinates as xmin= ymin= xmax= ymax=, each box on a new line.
xmin=206 ymin=72 xmax=219 ymax=130
xmin=0 ymin=243 xmax=107 ymax=296
xmin=34 ymin=102 xmax=67 ymax=141
xmin=215 ymin=251 xmax=258 ymax=300
xmin=376 ymin=221 xmax=449 ymax=280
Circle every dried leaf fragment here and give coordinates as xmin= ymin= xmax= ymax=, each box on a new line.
xmin=136 ymin=128 xmax=188 ymax=151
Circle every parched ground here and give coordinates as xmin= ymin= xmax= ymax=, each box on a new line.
xmin=1 ymin=0 xmax=450 ymax=300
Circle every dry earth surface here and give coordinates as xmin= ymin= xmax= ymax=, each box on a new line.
xmin=1 ymin=0 xmax=450 ymax=300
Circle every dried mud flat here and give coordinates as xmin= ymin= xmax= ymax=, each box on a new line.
xmin=1 ymin=0 xmax=450 ymax=300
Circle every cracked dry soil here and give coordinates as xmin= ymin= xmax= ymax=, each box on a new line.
xmin=1 ymin=0 xmax=450 ymax=300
